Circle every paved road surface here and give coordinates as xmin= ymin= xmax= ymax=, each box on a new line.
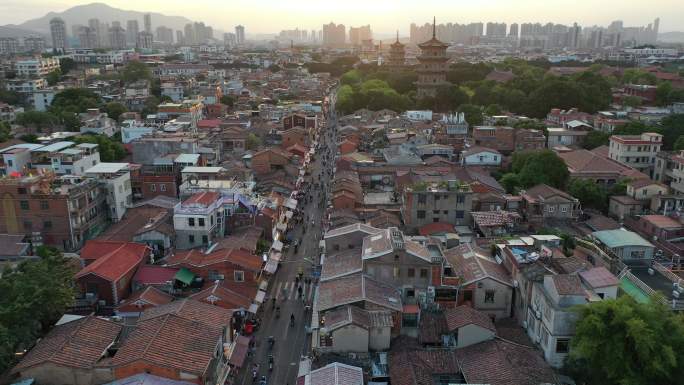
xmin=236 ymin=98 xmax=338 ymax=385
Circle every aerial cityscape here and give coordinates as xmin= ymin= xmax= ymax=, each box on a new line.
xmin=0 ymin=2 xmax=684 ymax=385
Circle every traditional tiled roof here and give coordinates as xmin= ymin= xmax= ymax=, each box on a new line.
xmin=98 ymin=207 xmax=173 ymax=242
xmin=324 ymin=305 xmax=371 ymax=331
xmin=523 ymin=184 xmax=576 ymax=203
xmin=112 ymin=313 xmax=223 ymax=377
xmin=418 ymin=222 xmax=455 ymax=236
xmin=444 ymin=305 xmax=496 ymax=332
xmin=13 ymin=316 xmax=122 ymax=372
xmin=116 ymin=286 xmax=174 ymax=312
xmin=324 ymin=222 xmax=383 ymax=239
xmin=182 ymin=191 xmax=220 ymax=207
xmin=443 ymin=244 xmax=512 ymax=286
xmin=133 ymin=265 xmax=179 ymax=285
xmin=80 ymin=240 xmax=149 ymax=262
xmin=188 ymin=281 xmax=255 ymax=309
xmin=320 ymin=249 xmax=363 ymax=282
xmin=471 ymin=211 xmax=521 ymax=228
xmin=308 ymin=362 xmax=364 ymax=385
xmin=75 ymin=242 xmax=149 ymax=282
xmin=167 ymin=248 xmax=262 ymax=271
xmin=455 ymin=339 xmax=556 ymax=385
xmin=552 ymin=274 xmax=584 ymax=296
xmin=138 ymin=299 xmax=232 ymax=328
xmin=317 ymin=273 xmax=402 ymax=312
xmin=390 ymin=348 xmax=460 ymax=385
xmin=579 ymin=267 xmax=619 ymax=289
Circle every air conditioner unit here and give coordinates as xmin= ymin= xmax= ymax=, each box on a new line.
xmin=217 ymin=275 xmax=225 ymax=280
xmin=513 ymin=280 xmax=519 ymax=288
xmin=673 ymin=290 xmax=680 ymax=299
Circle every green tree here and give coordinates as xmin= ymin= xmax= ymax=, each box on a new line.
xmin=220 ymin=95 xmax=235 ymax=107
xmin=0 ymin=121 xmax=11 ymax=142
xmin=59 ymin=57 xmax=76 ymax=74
xmin=0 ymin=89 xmax=21 ymax=105
xmin=568 ymin=178 xmax=607 ymax=211
xmin=50 ymin=88 xmax=100 ymax=114
xmin=622 ymin=95 xmax=642 ymax=108
xmin=582 ymin=130 xmax=610 ymax=150
xmin=46 ymin=69 xmax=62 ymax=86
xmin=19 ymin=134 xmax=39 ymax=143
xmin=656 ymin=82 xmax=673 ymax=106
xmin=658 ymin=114 xmax=684 ymax=150
xmin=246 ymin=133 xmax=262 ymax=150
xmin=674 ymin=135 xmax=684 ymax=151
xmin=484 ymin=104 xmax=502 ymax=116
xmin=0 ymin=251 xmax=77 ymax=373
xmin=434 ymin=85 xmax=469 ymax=112
xmin=566 ymin=296 xmax=684 ymax=385
xmin=121 ymin=60 xmax=152 ymax=84
xmin=15 ymin=111 xmax=58 ymax=131
xmin=622 ymin=68 xmax=657 ymax=85
xmin=457 ymin=104 xmax=483 ymax=126
xmin=105 ymin=102 xmax=127 ymax=121
xmin=499 ymin=173 xmax=521 ymax=193
xmin=141 ymin=96 xmax=160 ymax=117
xmin=74 ymin=134 xmax=126 ymax=161
xmin=513 ymin=150 xmax=569 ymax=189
xmin=340 ymin=69 xmax=362 ymax=86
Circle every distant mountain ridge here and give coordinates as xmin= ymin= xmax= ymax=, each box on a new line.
xmin=0 ymin=2 xmax=195 ymax=37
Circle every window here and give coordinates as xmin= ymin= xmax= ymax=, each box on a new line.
xmin=23 ymin=221 xmax=32 ymax=230
xmin=150 ymin=184 xmax=156 ymax=192
xmin=556 ymin=339 xmax=570 ymax=353
xmin=189 ymin=235 xmax=195 ymax=244
xmin=160 ymin=184 xmax=167 ymax=192
xmin=402 ymin=313 xmax=418 ymax=327
xmin=484 ymin=289 xmax=496 ymax=303
xmin=417 ymin=194 xmax=426 ymax=204
xmin=548 ymin=206 xmax=555 ymax=213
xmin=17 ymin=187 xmax=27 ymax=195
xmin=417 ymin=210 xmax=426 ymax=219
xmin=560 ymin=206 xmax=568 ymax=213
xmin=455 ymin=210 xmax=464 ymax=219
xmin=443 ymin=210 xmax=448 ymax=215
xmin=188 ymin=217 xmax=195 ymax=226
xmin=202 ymin=235 xmax=208 ymax=244
xmin=40 ymin=200 xmax=49 ymax=210
xmin=420 ymin=268 xmax=428 ymax=278
xmin=199 ymin=218 xmax=205 ymax=227
xmin=463 ymin=290 xmax=473 ymax=302
xmin=541 ymin=328 xmax=549 ymax=347
xmin=433 ymin=210 xmax=439 ymax=215
xmin=393 ymin=267 xmax=400 ymax=278
xmin=407 ymin=268 xmax=415 ymax=277
xmin=234 ymin=271 xmax=245 ymax=282
xmin=334 ymin=244 xmax=340 ymax=251
xmin=43 ymin=220 xmax=52 ymax=229
xmin=456 ymin=194 xmax=465 ymax=203
xmin=405 ymin=288 xmax=415 ymax=298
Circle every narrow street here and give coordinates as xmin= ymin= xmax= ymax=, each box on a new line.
xmin=236 ymin=96 xmax=338 ymax=385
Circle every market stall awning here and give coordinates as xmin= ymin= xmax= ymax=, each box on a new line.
xmin=255 ymin=289 xmax=267 ymax=304
xmin=264 ymin=259 xmax=279 ymax=274
xmin=248 ymin=303 xmax=259 ymax=314
xmin=174 ymin=268 xmax=195 ymax=285
xmin=272 ymin=240 xmax=283 ymax=252
xmin=228 ymin=335 xmax=250 ymax=367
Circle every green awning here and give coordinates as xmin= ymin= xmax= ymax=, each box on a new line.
xmin=174 ymin=268 xmax=195 ymax=285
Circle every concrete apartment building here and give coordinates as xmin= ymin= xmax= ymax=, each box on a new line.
xmin=85 ymin=163 xmax=132 ymax=222
xmin=14 ymin=57 xmax=60 ymax=77
xmin=0 ymin=174 xmax=106 ymax=251
xmin=173 ymin=191 xmax=225 ymax=249
xmin=402 ymin=180 xmax=473 ymax=230
xmin=608 ymin=132 xmax=662 ymax=178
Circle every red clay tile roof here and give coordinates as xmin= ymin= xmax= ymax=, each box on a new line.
xmin=13 ymin=316 xmax=122 ymax=372
xmin=390 ymin=348 xmax=460 ymax=385
xmin=443 ymin=244 xmax=512 ymax=286
xmin=81 ymin=240 xmax=149 ymax=262
xmin=317 ymin=273 xmax=402 ymax=312
xmin=167 ymin=248 xmax=262 ymax=271
xmin=133 ymin=265 xmax=179 ymax=285
xmin=182 ymin=191 xmax=220 ymax=206
xmin=444 ymin=305 xmax=496 ymax=332
xmin=579 ymin=267 xmax=619 ymax=289
xmin=308 ymin=362 xmax=364 ymax=385
xmin=189 ymin=281 xmax=255 ymax=309
xmin=75 ymin=242 xmax=149 ymax=282
xmin=418 ymin=222 xmax=456 ymax=236
xmin=641 ymin=214 xmax=683 ymax=229
xmin=116 ymin=286 xmax=174 ymax=312
xmin=112 ymin=313 xmax=223 ymax=377
xmin=552 ymin=274 xmax=584 ymax=296
xmin=455 ymin=339 xmax=555 ymax=385
xmin=139 ymin=298 xmax=232 ymax=328
xmin=98 ymin=207 xmax=173 ymax=242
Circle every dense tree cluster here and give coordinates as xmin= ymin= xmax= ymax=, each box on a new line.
xmin=581 ymin=115 xmax=684 ymax=151
xmin=566 ymin=296 xmax=684 ymax=385
xmin=499 ymin=150 xmax=569 ymax=192
xmin=0 ymin=248 xmax=77 ymax=373
xmin=74 ymin=134 xmax=127 ymax=162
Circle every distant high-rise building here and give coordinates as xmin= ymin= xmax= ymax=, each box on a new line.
xmin=109 ymin=25 xmax=126 ymax=50
xmin=509 ymin=23 xmax=519 ymax=38
xmin=126 ymin=20 xmax=139 ymax=47
xmin=223 ymin=32 xmax=236 ymax=46
xmin=322 ymin=22 xmax=345 ymax=47
xmin=87 ymin=19 xmax=102 ymax=48
xmin=136 ymin=32 xmax=153 ymax=49
xmin=78 ymin=27 xmax=98 ymax=49
xmin=486 ymin=22 xmax=507 ymax=37
xmin=144 ymin=13 xmax=152 ymax=33
xmin=0 ymin=38 xmax=20 ymax=55
xmin=24 ymin=37 xmax=46 ymax=53
xmin=111 ymin=21 xmax=121 ymax=28
xmin=235 ymin=25 xmax=245 ymax=45
xmin=49 ymin=17 xmax=67 ymax=53
xmin=410 ymin=21 xmax=482 ymax=44
xmin=156 ymin=26 xmax=174 ymax=44
xmin=184 ymin=24 xmax=195 ymax=45
xmin=176 ymin=30 xmax=184 ymax=45
xmin=349 ymin=25 xmax=372 ymax=46
xmin=416 ymin=17 xmax=450 ymax=99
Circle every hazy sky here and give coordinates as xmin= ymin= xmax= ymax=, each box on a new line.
xmin=1 ymin=0 xmax=683 ymax=34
